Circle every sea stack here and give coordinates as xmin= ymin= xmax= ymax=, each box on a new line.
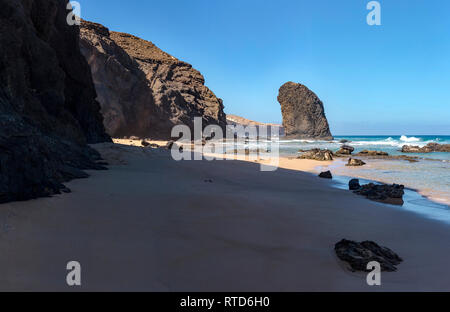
xmin=278 ymin=82 xmax=333 ymax=140
xmin=80 ymin=21 xmax=227 ymax=139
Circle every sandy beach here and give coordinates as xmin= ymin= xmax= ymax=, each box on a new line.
xmin=0 ymin=142 xmax=449 ymax=291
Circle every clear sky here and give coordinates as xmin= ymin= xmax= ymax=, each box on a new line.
xmin=80 ymin=0 xmax=449 ymax=135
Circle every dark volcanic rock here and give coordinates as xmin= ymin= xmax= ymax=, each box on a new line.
xmin=349 ymin=179 xmax=361 ymax=190
xmin=336 ymin=145 xmax=355 ymax=155
xmin=356 ymin=150 xmax=389 ymax=156
xmin=0 ymin=0 xmax=110 ymax=203
xmin=335 ymin=239 xmax=403 ymax=272
xmin=402 ymin=143 xmax=450 ymax=153
xmin=346 ymin=158 xmax=366 ymax=166
xmin=80 ymin=21 xmax=227 ymax=140
xmin=278 ymin=82 xmax=333 ymax=140
xmin=354 ymin=183 xmax=405 ymax=206
xmin=318 ymin=171 xmax=333 ymax=179
xmin=297 ymin=149 xmax=334 ymax=161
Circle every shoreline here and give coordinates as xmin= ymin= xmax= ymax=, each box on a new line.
xmin=0 ymin=141 xmax=450 ymax=290
xmin=114 ymin=138 xmax=450 ymax=206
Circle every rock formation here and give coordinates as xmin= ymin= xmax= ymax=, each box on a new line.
xmin=336 ymin=145 xmax=355 ymax=155
xmin=0 ymin=0 xmax=110 ymax=203
xmin=346 ymin=158 xmax=366 ymax=166
xmin=79 ymin=21 xmax=227 ymax=139
xmin=335 ymin=239 xmax=403 ymax=272
xmin=297 ymin=149 xmax=334 ymax=161
xmin=351 ymin=181 xmax=405 ymax=206
xmin=402 ymin=143 xmax=450 ymax=153
xmin=318 ymin=171 xmax=333 ymax=179
xmin=278 ymin=82 xmax=333 ymax=140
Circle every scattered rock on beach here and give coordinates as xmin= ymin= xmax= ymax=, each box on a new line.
xmin=298 ymin=149 xmax=334 ymax=161
xmin=318 ymin=171 xmax=333 ymax=179
xmin=349 ymin=179 xmax=361 ymax=190
xmin=357 ymin=150 xmax=389 ymax=156
xmin=346 ymin=158 xmax=366 ymax=166
xmin=141 ymin=140 xmax=150 ymax=147
xmin=402 ymin=143 xmax=450 ymax=153
xmin=336 ymin=145 xmax=355 ymax=155
xmin=335 ymin=239 xmax=403 ymax=272
xmin=354 ymin=183 xmax=405 ymax=205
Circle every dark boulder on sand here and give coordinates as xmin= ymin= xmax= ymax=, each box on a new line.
xmin=349 ymin=179 xmax=361 ymax=190
xmin=335 ymin=239 xmax=403 ymax=272
xmin=0 ymin=0 xmax=110 ymax=203
xmin=318 ymin=171 xmax=333 ymax=179
xmin=346 ymin=158 xmax=366 ymax=166
xmin=278 ymin=82 xmax=333 ymax=140
xmin=353 ymin=183 xmax=405 ymax=206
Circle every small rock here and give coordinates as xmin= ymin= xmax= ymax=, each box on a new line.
xmin=335 ymin=239 xmax=403 ymax=272
xmin=346 ymin=158 xmax=366 ymax=166
xmin=318 ymin=171 xmax=333 ymax=179
xmin=349 ymin=179 xmax=361 ymax=190
xmin=298 ymin=149 xmax=334 ymax=161
xmin=336 ymin=145 xmax=355 ymax=155
xmin=141 ymin=140 xmax=150 ymax=147
xmin=357 ymin=150 xmax=389 ymax=156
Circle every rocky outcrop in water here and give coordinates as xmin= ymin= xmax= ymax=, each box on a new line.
xmin=335 ymin=239 xmax=403 ymax=272
xmin=356 ymin=150 xmax=389 ymax=156
xmin=278 ymin=82 xmax=333 ymax=140
xmin=80 ymin=21 xmax=227 ymax=139
xmin=402 ymin=143 xmax=450 ymax=153
xmin=0 ymin=0 xmax=110 ymax=203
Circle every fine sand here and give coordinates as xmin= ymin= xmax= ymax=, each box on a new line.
xmin=0 ymin=142 xmax=449 ymax=291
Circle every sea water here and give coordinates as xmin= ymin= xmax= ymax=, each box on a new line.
xmin=278 ymin=135 xmax=450 ymax=223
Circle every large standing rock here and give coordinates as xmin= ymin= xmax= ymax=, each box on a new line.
xmin=278 ymin=82 xmax=333 ymax=140
xmin=80 ymin=21 xmax=227 ymax=139
xmin=0 ymin=0 xmax=110 ymax=203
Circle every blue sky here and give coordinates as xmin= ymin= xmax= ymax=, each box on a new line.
xmin=80 ymin=0 xmax=449 ymax=135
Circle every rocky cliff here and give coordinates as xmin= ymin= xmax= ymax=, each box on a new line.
xmin=0 ymin=0 xmax=110 ymax=203
xmin=278 ymin=82 xmax=333 ymax=140
xmin=80 ymin=21 xmax=227 ymax=139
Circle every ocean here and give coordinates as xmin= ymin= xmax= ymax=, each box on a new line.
xmin=277 ymin=135 xmax=450 ymax=222
xmin=223 ymin=135 xmax=450 ymax=223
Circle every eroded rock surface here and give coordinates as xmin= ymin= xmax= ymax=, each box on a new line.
xmin=278 ymin=82 xmax=333 ymax=140
xmin=0 ymin=0 xmax=110 ymax=203
xmin=297 ymin=149 xmax=334 ymax=161
xmin=80 ymin=21 xmax=227 ymax=139
xmin=335 ymin=239 xmax=403 ymax=272
xmin=402 ymin=143 xmax=450 ymax=153
xmin=353 ymin=183 xmax=405 ymax=206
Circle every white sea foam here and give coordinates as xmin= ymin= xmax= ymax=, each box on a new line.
xmin=400 ymin=135 xmax=421 ymax=142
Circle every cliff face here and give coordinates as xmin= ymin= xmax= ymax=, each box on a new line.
xmin=0 ymin=0 xmax=110 ymax=203
xmin=80 ymin=21 xmax=227 ymax=139
xmin=278 ymin=82 xmax=333 ymax=140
